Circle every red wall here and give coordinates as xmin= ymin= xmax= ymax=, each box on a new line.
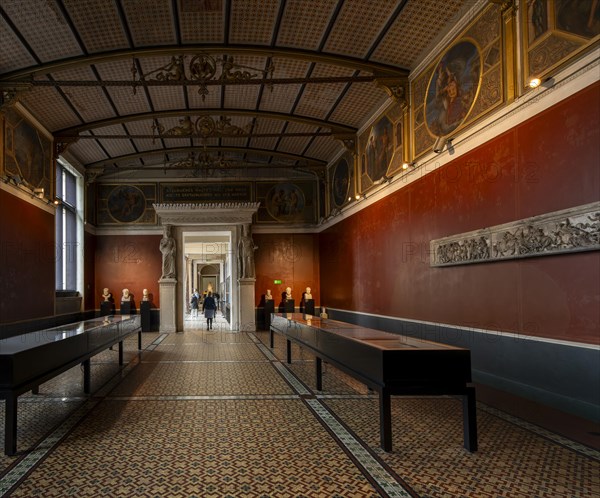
xmin=254 ymin=233 xmax=320 ymax=307
xmin=0 ymin=189 xmax=55 ymax=323
xmin=94 ymin=234 xmax=162 ymax=309
xmin=320 ymin=82 xmax=600 ymax=345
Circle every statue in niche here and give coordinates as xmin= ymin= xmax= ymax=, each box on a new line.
xmin=238 ymin=224 xmax=258 ymax=278
xmin=160 ymin=225 xmax=177 ymax=279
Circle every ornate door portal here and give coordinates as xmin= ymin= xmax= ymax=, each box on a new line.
xmin=153 ymin=202 xmax=260 ymax=333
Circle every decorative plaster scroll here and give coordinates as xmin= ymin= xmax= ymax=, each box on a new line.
xmin=153 ymin=202 xmax=260 ymax=226
xmin=430 ymin=201 xmax=600 ymax=267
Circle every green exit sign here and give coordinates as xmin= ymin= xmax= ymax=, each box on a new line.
xmin=274 ymin=279 xmax=282 ymax=284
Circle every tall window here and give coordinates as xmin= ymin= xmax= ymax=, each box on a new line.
xmin=55 ymin=159 xmax=83 ymax=292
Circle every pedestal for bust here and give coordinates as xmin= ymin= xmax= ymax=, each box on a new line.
xmin=100 ymin=301 xmax=114 ymax=316
xmin=284 ymin=299 xmax=295 ymax=313
xmin=140 ymin=301 xmax=151 ymax=332
xmin=159 ymin=277 xmax=177 ymax=333
xmin=238 ymin=277 xmax=256 ymax=332
xmin=304 ymin=299 xmax=315 ymax=316
xmin=264 ymin=300 xmax=275 ymax=330
xmin=120 ymin=301 xmax=132 ymax=315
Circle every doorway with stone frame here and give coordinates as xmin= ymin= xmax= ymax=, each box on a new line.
xmin=154 ymin=202 xmax=260 ymax=333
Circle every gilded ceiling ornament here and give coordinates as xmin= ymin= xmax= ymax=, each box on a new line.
xmin=133 ymin=54 xmax=275 ymax=101
xmin=375 ymin=77 xmax=409 ymax=111
xmin=151 ymin=115 xmax=250 ymax=142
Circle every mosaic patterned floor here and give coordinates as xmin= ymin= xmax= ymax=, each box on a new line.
xmin=0 ymin=314 xmax=598 ymax=497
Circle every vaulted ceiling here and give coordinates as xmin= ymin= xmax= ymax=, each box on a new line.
xmin=0 ymin=0 xmax=471 ymax=182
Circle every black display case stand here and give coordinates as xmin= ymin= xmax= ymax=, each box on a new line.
xmin=284 ymin=299 xmax=295 ymax=313
xmin=304 ymin=299 xmax=315 ymax=316
xmin=120 ymin=302 xmax=132 ymax=315
xmin=140 ymin=301 xmax=151 ymax=332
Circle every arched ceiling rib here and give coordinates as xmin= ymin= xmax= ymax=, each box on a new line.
xmin=0 ymin=0 xmax=471 ymax=181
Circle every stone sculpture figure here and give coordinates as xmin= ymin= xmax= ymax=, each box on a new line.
xmin=285 ymin=287 xmax=292 ymax=301
xmin=142 ymin=289 xmax=149 ymax=301
xmin=121 ymin=288 xmax=131 ymax=302
xmin=304 ymin=287 xmax=312 ymax=300
xmin=102 ymin=288 xmax=112 ymax=301
xmin=160 ymin=225 xmax=176 ymax=279
xmin=238 ymin=224 xmax=258 ymax=278
xmin=265 ymin=289 xmax=273 ymax=301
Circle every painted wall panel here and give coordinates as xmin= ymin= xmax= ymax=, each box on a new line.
xmin=0 ymin=189 xmax=55 ymax=323
xmin=94 ymin=235 xmax=162 ymax=309
xmin=254 ymin=233 xmax=320 ymax=307
xmin=320 ymin=82 xmax=600 ymax=345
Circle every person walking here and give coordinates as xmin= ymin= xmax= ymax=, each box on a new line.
xmin=202 ymin=291 xmax=217 ymax=330
xmin=190 ymin=289 xmax=199 ymax=319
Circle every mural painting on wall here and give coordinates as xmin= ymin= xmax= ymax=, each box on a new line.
xmin=412 ymin=5 xmax=503 ymax=158
xmin=255 ymin=181 xmax=316 ymax=224
xmin=2 ymin=107 xmax=52 ymax=197
xmin=96 ymin=184 xmax=157 ymax=225
xmin=425 ymin=40 xmax=481 ymax=138
xmin=330 ymin=154 xmax=353 ymax=209
xmin=523 ymin=0 xmax=600 ymax=88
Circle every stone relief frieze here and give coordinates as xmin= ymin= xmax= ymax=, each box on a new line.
xmin=430 ymin=202 xmax=600 ymax=267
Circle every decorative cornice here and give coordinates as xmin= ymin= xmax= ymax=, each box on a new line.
xmin=153 ymin=202 xmax=260 ymax=225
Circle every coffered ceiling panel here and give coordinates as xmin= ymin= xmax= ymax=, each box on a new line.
xmin=277 ymin=0 xmax=338 ymax=49
xmin=19 ymin=86 xmax=79 ymax=131
xmin=323 ymin=0 xmax=398 ymax=58
xmin=372 ymin=0 xmax=465 ymax=67
xmin=229 ymin=0 xmax=280 ymax=45
xmin=67 ymin=136 xmax=108 ymax=164
xmin=63 ymin=0 xmax=129 ymax=54
xmin=179 ymin=0 xmax=224 ymax=44
xmin=1 ymin=0 xmax=82 ymax=62
xmin=122 ymin=0 xmax=177 ymax=47
xmin=0 ymin=0 xmax=474 ymax=183
xmin=0 ymin=17 xmax=36 ymax=72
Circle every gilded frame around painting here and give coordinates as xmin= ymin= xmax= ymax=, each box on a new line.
xmin=1 ymin=106 xmax=53 ymax=199
xmin=255 ymin=180 xmax=317 ymax=225
xmin=411 ymin=4 xmax=505 ymax=159
xmin=521 ymin=0 xmax=600 ymax=90
xmin=357 ymin=101 xmax=406 ymax=193
xmin=328 ymin=152 xmax=354 ymax=212
xmin=96 ymin=184 xmax=158 ymax=225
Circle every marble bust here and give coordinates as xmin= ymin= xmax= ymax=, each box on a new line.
xmin=265 ymin=289 xmax=273 ymax=301
xmin=102 ymin=288 xmax=111 ymax=301
xmin=304 ymin=287 xmax=312 ymax=300
xmin=285 ymin=287 xmax=292 ymax=300
xmin=142 ymin=288 xmax=149 ymax=301
xmin=121 ymin=288 xmax=131 ymax=302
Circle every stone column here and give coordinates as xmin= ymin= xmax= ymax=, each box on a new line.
xmin=238 ymin=277 xmax=256 ymax=332
xmin=159 ymin=277 xmax=177 ymax=333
